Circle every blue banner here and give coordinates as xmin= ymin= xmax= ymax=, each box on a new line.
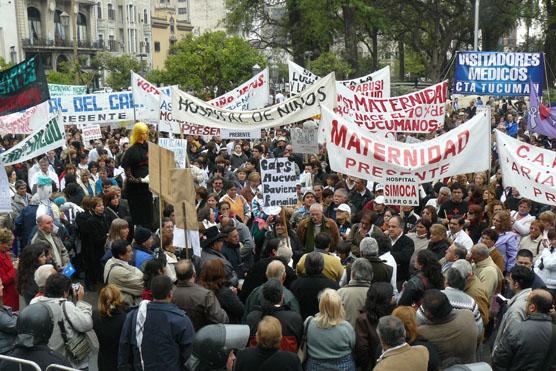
xmin=453 ymin=52 xmax=544 ymax=96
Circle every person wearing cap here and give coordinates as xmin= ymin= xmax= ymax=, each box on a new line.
xmin=199 ymin=226 xmax=238 ymax=287
xmin=349 ymin=178 xmax=372 ymax=217
xmin=29 ymin=157 xmax=59 ymax=193
xmin=297 ymin=203 xmax=340 ymax=253
xmin=11 ymin=180 xmax=31 ymax=221
xmin=272 ymin=137 xmax=288 ymax=157
xmin=33 ymin=264 xmax=57 ymax=298
xmin=335 ymin=203 xmax=352 ymax=239
xmin=367 ymin=195 xmax=388 ymax=227
xmin=290 ymin=189 xmax=316 ymax=230
xmin=0 ymin=303 xmax=71 ymax=370
xmin=120 ymin=122 xmax=153 ymax=229
xmin=131 ymin=226 xmax=154 ymax=270
xmin=324 ymin=189 xmax=349 ymax=220
xmin=417 ymin=290 xmax=478 ymax=364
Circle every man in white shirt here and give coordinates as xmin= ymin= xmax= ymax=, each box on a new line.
xmin=29 ymin=157 xmax=60 ymax=191
xmin=448 ymin=215 xmax=474 ymax=252
xmin=425 ymin=186 xmax=451 ymax=213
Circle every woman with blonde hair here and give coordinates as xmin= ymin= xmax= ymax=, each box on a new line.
xmin=305 ymin=288 xmax=356 ymax=370
xmin=93 ymin=284 xmax=128 ymax=371
xmin=105 ymin=218 xmax=130 ymax=249
xmin=392 ymin=306 xmax=440 ymax=371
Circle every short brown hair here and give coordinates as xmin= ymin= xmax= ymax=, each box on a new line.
xmin=256 ymin=316 xmax=282 ymax=349
xmin=98 ymin=284 xmax=124 ymax=317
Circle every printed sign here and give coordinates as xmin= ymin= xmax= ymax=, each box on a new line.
xmin=320 ymin=106 xmax=490 ymax=183
xmin=260 ymin=158 xmax=298 ymax=207
xmin=0 ymin=56 xmax=50 ymax=115
xmin=0 ymin=101 xmax=49 ymax=135
xmin=171 ymin=73 xmax=336 ymax=130
xmin=48 ymin=90 xmax=136 ymax=124
xmin=0 ymin=114 xmax=65 ymax=165
xmin=159 ymin=138 xmax=188 ymax=169
xmin=131 ymin=71 xmax=162 ymax=122
xmin=0 ymin=162 xmax=11 ymax=213
xmin=49 ymin=84 xmax=87 ymax=96
xmin=383 ymin=175 xmax=420 ymax=206
xmin=454 ymin=52 xmax=544 ymax=96
xmin=220 ymin=128 xmax=261 ymax=139
xmin=291 ymin=127 xmax=319 ymax=154
xmin=82 ymin=125 xmax=103 ymax=143
xmin=335 ymin=80 xmax=448 ymax=133
xmin=496 ymin=130 xmax=556 ymax=205
xmin=289 ymin=61 xmax=390 ymax=97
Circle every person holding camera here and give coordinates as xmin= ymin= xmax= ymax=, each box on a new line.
xmin=30 ymin=273 xmax=97 ymax=370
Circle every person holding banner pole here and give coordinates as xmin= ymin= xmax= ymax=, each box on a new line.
xmin=121 ymin=122 xmax=153 ymax=230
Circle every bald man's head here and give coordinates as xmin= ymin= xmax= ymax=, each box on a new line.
xmin=265 ymin=260 xmax=286 ymax=283
xmin=175 ymin=259 xmax=195 ymax=282
xmin=527 ymin=289 xmax=554 ymax=315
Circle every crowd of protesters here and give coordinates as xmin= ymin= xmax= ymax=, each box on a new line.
xmin=0 ymin=95 xmax=554 ymax=371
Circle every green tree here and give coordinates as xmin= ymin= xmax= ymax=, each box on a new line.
xmin=480 ymin=0 xmax=527 ymax=51
xmin=0 ymin=57 xmax=13 ymax=71
xmin=309 ymin=52 xmax=352 ymax=79
xmin=159 ymin=31 xmax=266 ymax=97
xmin=96 ymin=52 xmax=141 ymax=90
xmin=47 ymin=60 xmax=94 ymax=86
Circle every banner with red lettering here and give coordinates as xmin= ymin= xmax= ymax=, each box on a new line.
xmin=208 ymin=68 xmax=270 ymax=110
xmin=288 ymin=61 xmax=390 ymax=97
xmin=496 ymin=130 xmax=556 ymax=206
xmin=0 ymin=101 xmax=49 ymax=135
xmin=131 ymin=71 xmax=161 ymax=122
xmin=320 ymin=106 xmax=490 ymax=183
xmin=335 ymin=80 xmax=448 ymax=134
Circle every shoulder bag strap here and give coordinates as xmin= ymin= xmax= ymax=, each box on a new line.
xmin=536 ymin=239 xmax=543 ymax=256
xmin=57 ymin=301 xmax=70 ymax=343
xmin=104 ymin=263 xmax=125 ymax=285
xmin=61 ymin=301 xmax=78 ymax=331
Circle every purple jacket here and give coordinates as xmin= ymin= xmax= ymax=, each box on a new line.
xmin=495 ymin=231 xmax=520 ymax=272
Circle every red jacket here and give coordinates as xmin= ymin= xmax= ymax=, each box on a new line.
xmin=0 ymin=252 xmax=18 ymax=310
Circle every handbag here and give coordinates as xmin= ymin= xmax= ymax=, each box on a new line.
xmin=58 ymin=301 xmax=91 ymax=364
xmin=297 ymin=316 xmax=313 ymax=363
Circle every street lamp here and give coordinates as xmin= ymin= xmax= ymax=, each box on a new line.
xmin=60 ymin=11 xmax=70 ymax=27
xmin=252 ymin=63 xmax=261 ymax=76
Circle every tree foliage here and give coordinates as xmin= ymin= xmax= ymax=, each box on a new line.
xmin=309 ymin=52 xmax=352 ymax=79
xmin=0 ymin=57 xmax=13 ymax=71
xmin=46 ymin=60 xmax=94 ymax=86
xmin=96 ymin=52 xmax=141 ymax=91
xmin=157 ymin=31 xmax=266 ymax=98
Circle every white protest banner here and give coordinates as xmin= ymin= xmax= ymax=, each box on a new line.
xmin=291 ymin=127 xmax=319 ymax=154
xmin=48 ymin=90 xmax=135 ymax=125
xmin=496 ymin=130 xmax=556 ymax=205
xmin=172 ymin=73 xmax=336 ymax=130
xmin=208 ymin=68 xmax=270 ymax=110
xmin=131 ymin=71 xmax=162 ymax=122
xmin=320 ymin=106 xmax=490 ymax=183
xmin=0 ymin=114 xmax=65 ymax=165
xmin=260 ymin=157 xmax=298 ymax=207
xmin=340 ymin=66 xmax=391 ymax=98
xmin=220 ymin=128 xmax=261 ymax=139
xmin=336 ymin=80 xmax=448 ymax=134
xmin=159 ymin=138 xmax=188 ymax=168
xmin=82 ymin=125 xmax=102 ymax=142
xmin=383 ymin=175 xmax=420 ymax=206
xmin=289 ymin=61 xmax=391 ymax=97
xmin=48 ymin=84 xmax=87 ymax=96
xmin=0 ymin=162 xmax=11 ymax=213
xmin=0 ymin=101 xmax=49 ymax=135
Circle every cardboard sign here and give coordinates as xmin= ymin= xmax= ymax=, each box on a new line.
xmin=148 ymin=143 xmax=176 ymax=202
xmin=454 ymin=51 xmax=544 ymax=96
xmin=82 ymin=124 xmax=102 ymax=143
xmin=171 ymin=168 xmax=199 ymax=230
xmin=383 ymin=175 xmax=419 ymax=206
xmin=260 ymin=158 xmax=298 ymax=207
xmin=291 ymin=127 xmax=319 ymax=154
xmin=0 ymin=162 xmax=12 ymax=213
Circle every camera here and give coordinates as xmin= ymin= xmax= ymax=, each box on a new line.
xmin=71 ymin=283 xmax=81 ymax=293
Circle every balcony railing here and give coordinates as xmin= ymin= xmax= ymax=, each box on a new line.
xmin=22 ymin=38 xmax=103 ymax=50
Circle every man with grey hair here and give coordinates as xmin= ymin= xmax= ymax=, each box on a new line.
xmin=425 ymin=186 xmax=451 ymax=213
xmin=470 ymin=243 xmax=503 ymax=301
xmin=340 ymin=237 xmax=394 ymax=288
xmin=441 ymin=242 xmax=468 ymax=273
xmin=374 ymin=315 xmax=429 ymax=371
xmin=452 ymin=259 xmax=490 ymax=327
xmin=290 ymin=251 xmax=339 ymax=319
xmin=31 ymin=215 xmax=69 ymax=269
xmin=297 ymin=203 xmax=340 ymax=252
xmin=338 ymin=258 xmax=373 ymax=326
xmin=325 ymin=188 xmax=349 ymax=219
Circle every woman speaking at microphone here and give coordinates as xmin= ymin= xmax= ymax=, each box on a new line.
xmin=121 ymin=122 xmax=153 ymax=229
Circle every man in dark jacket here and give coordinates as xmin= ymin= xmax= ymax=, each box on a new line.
xmin=119 ymin=275 xmax=195 ymax=371
xmin=492 ymin=289 xmax=556 ymax=371
xmin=172 ymin=260 xmax=228 ymax=331
xmin=343 ymin=237 xmax=393 ymax=287
xmin=199 ymin=226 xmax=238 ymax=287
xmin=349 ymin=178 xmax=373 ymax=218
xmin=387 ymin=215 xmax=414 ymax=290
xmin=290 ymin=252 xmax=339 ymax=320
xmin=245 ymin=279 xmax=303 ymax=352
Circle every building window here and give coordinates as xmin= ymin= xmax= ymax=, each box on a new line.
xmin=154 ymin=41 xmax=160 ymax=52
xmin=118 ymin=5 xmax=124 ymax=23
xmin=54 ymin=10 xmax=66 ymax=43
xmin=97 ymin=3 xmax=102 ymax=19
xmin=27 ymin=7 xmax=42 ymax=44
xmin=108 ymin=4 xmax=115 ymax=20
xmin=144 ymin=9 xmax=148 ymax=24
xmin=109 ymin=35 xmax=117 ymax=51
xmin=77 ymin=13 xmax=87 ymax=44
xmin=145 ymin=38 xmax=150 ymax=53
xmin=178 ymin=8 xmax=187 ymax=14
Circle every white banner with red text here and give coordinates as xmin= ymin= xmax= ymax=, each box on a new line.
xmin=335 ymin=80 xmax=448 ymax=134
xmin=320 ymin=106 xmax=490 ymax=183
xmin=496 ymin=130 xmax=556 ymax=206
xmin=207 ymin=68 xmax=270 ymax=110
xmin=288 ymin=61 xmax=390 ymax=97
xmin=171 ymin=73 xmax=336 ymax=130
xmin=0 ymin=101 xmax=50 ymax=135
